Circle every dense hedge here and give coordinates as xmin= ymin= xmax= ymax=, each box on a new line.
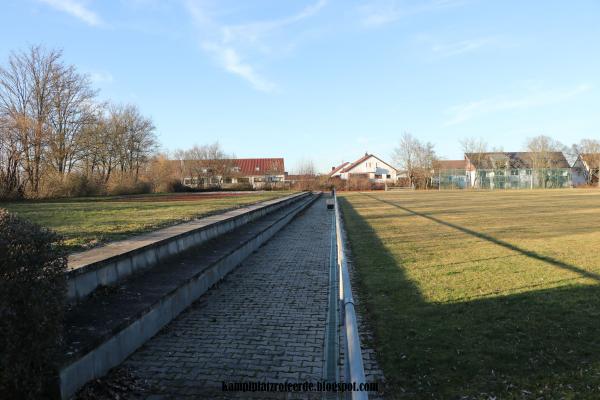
xmin=0 ymin=209 xmax=67 ymax=399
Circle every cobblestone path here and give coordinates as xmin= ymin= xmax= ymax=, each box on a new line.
xmin=115 ymin=197 xmax=332 ymax=399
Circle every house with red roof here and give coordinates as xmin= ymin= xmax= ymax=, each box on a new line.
xmin=181 ymin=158 xmax=286 ymax=189
xmin=329 ymin=153 xmax=399 ymax=183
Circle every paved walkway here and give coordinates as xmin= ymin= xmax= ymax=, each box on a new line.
xmin=98 ymin=197 xmax=332 ymax=399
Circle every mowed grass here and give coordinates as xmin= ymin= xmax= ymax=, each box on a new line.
xmin=340 ymin=189 xmax=600 ymax=399
xmin=1 ymin=192 xmax=287 ymax=253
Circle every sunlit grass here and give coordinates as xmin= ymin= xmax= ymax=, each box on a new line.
xmin=341 ymin=189 xmax=600 ymax=398
xmin=1 ymin=192 xmax=286 ymax=253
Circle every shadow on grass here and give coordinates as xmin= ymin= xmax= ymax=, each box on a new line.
xmin=339 ymin=196 xmax=600 ymax=399
xmin=364 ymin=193 xmax=600 ymax=283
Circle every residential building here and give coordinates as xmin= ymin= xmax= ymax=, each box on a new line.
xmin=329 ymin=153 xmax=398 ymax=183
xmin=181 ymin=158 xmax=285 ymax=189
xmin=572 ymin=153 xmax=600 ymax=186
xmin=433 ymin=159 xmax=468 ymax=189
xmin=465 ymin=152 xmax=571 ymax=189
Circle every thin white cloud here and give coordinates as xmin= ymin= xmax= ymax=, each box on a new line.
xmin=89 ymin=71 xmax=114 ymax=84
xmin=445 ymin=84 xmax=591 ymax=126
xmin=39 ymin=0 xmax=103 ymax=27
xmin=185 ymin=0 xmax=327 ymax=92
xmin=359 ymin=0 xmax=466 ymax=28
xmin=222 ymin=0 xmax=327 ymax=45
xmin=432 ymin=37 xmax=497 ymax=57
xmin=202 ymin=43 xmax=276 ymax=92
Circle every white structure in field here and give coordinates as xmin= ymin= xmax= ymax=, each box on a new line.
xmin=465 ymin=152 xmax=571 ymax=189
xmin=329 ymin=153 xmax=398 ymax=182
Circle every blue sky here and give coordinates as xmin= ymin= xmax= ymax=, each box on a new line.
xmin=2 ymin=0 xmax=599 ymax=172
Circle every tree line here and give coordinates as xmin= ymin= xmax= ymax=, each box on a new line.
xmin=0 ymin=46 xmax=157 ymax=199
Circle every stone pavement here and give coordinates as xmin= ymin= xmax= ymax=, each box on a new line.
xmin=94 ymin=197 xmax=333 ymax=399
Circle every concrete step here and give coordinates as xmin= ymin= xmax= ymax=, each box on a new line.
xmin=66 ymin=192 xmax=310 ymax=303
xmin=58 ymin=193 xmax=320 ymax=399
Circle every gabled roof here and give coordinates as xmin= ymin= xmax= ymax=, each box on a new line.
xmin=579 ymin=153 xmax=600 ymax=167
xmin=329 ymin=162 xmax=350 ymax=176
xmin=177 ymin=158 xmax=285 ymax=175
xmin=436 ymin=160 xmax=466 ymax=170
xmin=465 ymin=152 xmax=569 ymax=169
xmin=341 ymin=154 xmax=371 ymax=173
xmin=233 ymin=158 xmax=285 ymax=175
xmin=340 ymin=153 xmax=398 ymax=173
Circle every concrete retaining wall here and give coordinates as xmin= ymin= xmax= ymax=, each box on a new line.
xmin=66 ymin=192 xmax=309 ymax=302
xmin=59 ymin=193 xmax=319 ymax=399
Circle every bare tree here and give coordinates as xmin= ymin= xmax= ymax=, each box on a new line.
xmin=176 ymin=142 xmax=232 ymax=188
xmin=294 ymin=159 xmax=316 ymax=176
xmin=205 ymin=142 xmax=233 ymax=187
xmin=47 ymin=64 xmax=98 ymax=177
xmin=393 ymin=132 xmax=437 ymax=189
xmin=525 ymin=135 xmax=565 ymax=188
xmin=0 ymin=46 xmax=62 ymax=195
xmin=0 ymin=115 xmax=24 ymax=198
xmin=172 ymin=148 xmax=188 ymax=183
xmin=102 ymin=103 xmax=157 ymax=183
xmin=293 ymin=159 xmax=317 ymax=190
xmin=24 ymin=47 xmax=62 ymax=194
xmin=461 ymin=137 xmax=488 ymax=189
xmin=0 ymin=45 xmax=158 ymax=198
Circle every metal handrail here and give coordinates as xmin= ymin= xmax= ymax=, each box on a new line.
xmin=333 ymin=190 xmax=368 ymax=400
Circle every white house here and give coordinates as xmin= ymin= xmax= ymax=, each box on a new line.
xmin=329 ymin=153 xmax=398 ymax=182
xmin=572 ymin=153 xmax=600 ymax=186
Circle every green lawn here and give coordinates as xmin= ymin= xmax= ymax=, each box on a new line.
xmin=1 ymin=192 xmax=287 ymax=253
xmin=340 ymin=189 xmax=600 ymax=399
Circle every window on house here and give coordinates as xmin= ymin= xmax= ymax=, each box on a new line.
xmin=526 ymin=169 xmax=532 ymax=175
xmin=223 ymin=177 xmax=233 ymax=184
xmin=374 ymin=174 xmax=382 ymax=179
xmin=386 ymin=174 xmax=391 ymax=179
xmin=238 ymin=177 xmax=250 ymax=183
xmin=511 ymin=169 xmax=519 ymax=176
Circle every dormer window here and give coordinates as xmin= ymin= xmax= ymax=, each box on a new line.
xmin=255 ymin=166 xmax=260 ymax=171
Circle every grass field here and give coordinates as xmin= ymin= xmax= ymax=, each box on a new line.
xmin=1 ymin=192 xmax=287 ymax=253
xmin=340 ymin=189 xmax=600 ymax=399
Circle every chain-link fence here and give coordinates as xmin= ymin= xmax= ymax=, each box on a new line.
xmin=434 ymin=168 xmax=572 ymax=189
